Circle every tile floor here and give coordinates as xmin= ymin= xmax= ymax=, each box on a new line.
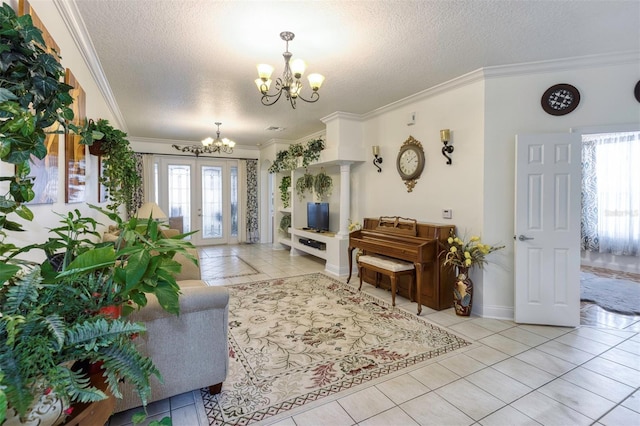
xmin=108 ymin=244 xmax=640 ymax=426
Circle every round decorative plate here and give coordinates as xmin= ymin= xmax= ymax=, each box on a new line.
xmin=634 ymin=80 xmax=640 ymax=103
xmin=541 ymin=83 xmax=580 ymax=116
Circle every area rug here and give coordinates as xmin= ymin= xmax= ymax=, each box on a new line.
xmin=581 ymin=271 xmax=640 ymax=315
xmin=199 ymin=273 xmax=470 ymax=425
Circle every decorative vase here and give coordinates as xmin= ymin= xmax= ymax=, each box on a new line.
xmin=98 ymin=304 xmax=122 ymax=319
xmin=453 ymin=267 xmax=473 ymax=316
xmin=4 ymin=386 xmax=69 ymax=426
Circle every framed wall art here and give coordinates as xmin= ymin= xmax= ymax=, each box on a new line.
xmin=64 ymin=69 xmax=87 ymax=204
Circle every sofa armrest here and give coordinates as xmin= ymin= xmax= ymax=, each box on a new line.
xmin=115 ymin=282 xmax=229 ymax=413
xmin=130 ymin=284 xmax=229 ymax=322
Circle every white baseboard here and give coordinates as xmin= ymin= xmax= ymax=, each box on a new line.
xmin=477 ymin=304 xmax=514 ymax=321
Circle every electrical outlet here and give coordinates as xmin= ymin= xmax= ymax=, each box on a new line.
xmin=442 ymin=209 xmax=452 ymax=219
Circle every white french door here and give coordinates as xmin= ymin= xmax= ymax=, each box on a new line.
xmin=514 ymin=132 xmax=581 ymax=326
xmin=157 ymin=156 xmax=238 ymax=246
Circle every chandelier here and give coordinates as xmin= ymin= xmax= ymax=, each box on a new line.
xmin=255 ymin=31 xmax=325 ymax=109
xmin=172 ymin=122 xmax=235 ymax=157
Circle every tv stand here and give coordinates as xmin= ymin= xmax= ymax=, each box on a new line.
xmin=288 ymin=228 xmax=348 ymax=275
xmin=298 ymin=237 xmax=326 ymax=250
xmin=274 ymin=162 xmax=352 ymax=276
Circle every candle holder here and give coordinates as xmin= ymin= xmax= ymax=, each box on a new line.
xmin=372 ymin=146 xmax=383 ymax=172
xmin=441 ymin=129 xmax=454 ymax=165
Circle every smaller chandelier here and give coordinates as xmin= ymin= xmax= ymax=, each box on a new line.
xmin=172 ymin=122 xmax=235 ymax=157
xmin=255 ymin=31 xmax=325 ymax=109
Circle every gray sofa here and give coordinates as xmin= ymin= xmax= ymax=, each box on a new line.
xmin=105 ymin=229 xmax=230 ymax=413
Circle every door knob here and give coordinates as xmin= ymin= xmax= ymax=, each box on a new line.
xmin=518 ymin=235 xmax=534 ymax=241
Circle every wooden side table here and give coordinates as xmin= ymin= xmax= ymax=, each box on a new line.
xmin=63 ymin=372 xmax=115 ymax=426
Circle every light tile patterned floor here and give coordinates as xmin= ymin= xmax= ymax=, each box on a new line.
xmin=108 ymin=244 xmax=640 ymax=426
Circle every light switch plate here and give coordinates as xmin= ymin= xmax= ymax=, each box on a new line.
xmin=442 ymin=209 xmax=452 ymax=219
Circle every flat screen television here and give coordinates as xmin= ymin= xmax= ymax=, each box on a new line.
xmin=307 ymin=202 xmax=329 ymax=232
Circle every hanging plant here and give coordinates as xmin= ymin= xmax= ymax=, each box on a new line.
xmin=288 ymin=143 xmax=304 ymax=158
xmin=279 ymin=213 xmax=291 ymax=233
xmin=268 ymin=138 xmax=325 ymax=173
xmin=313 ymin=169 xmax=333 ymax=200
xmin=279 ymin=175 xmax=291 ymax=208
xmin=86 ymin=119 xmax=141 ymax=216
xmin=295 ymin=171 xmax=315 ymax=201
xmin=303 ymin=138 xmax=325 ymax=166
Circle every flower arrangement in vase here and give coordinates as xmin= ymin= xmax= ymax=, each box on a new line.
xmin=443 ymin=233 xmax=504 ymax=316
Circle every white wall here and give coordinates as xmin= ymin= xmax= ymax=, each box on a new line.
xmin=354 ymin=79 xmax=485 ymax=231
xmin=2 ymin=0 xmax=118 ymax=260
xmin=482 ymin=55 xmax=640 ymax=318
xmin=335 ymin=53 xmax=640 ymax=320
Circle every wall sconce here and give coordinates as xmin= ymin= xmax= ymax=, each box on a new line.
xmin=372 ymin=146 xmax=383 ymax=172
xmin=441 ymin=129 xmax=454 ymax=165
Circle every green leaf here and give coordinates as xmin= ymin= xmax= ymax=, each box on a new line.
xmin=14 ymin=205 xmax=34 ymax=221
xmin=59 ymin=246 xmax=116 ymax=277
xmin=152 ymin=281 xmax=181 ymax=315
xmin=0 ymin=87 xmax=17 ymax=102
xmin=123 ymin=250 xmax=151 ymax=289
xmin=0 ymin=263 xmax=21 ymax=283
xmin=132 ymin=412 xmax=148 ymax=424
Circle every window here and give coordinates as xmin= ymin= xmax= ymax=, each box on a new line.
xmin=581 ymin=132 xmax=640 ymax=256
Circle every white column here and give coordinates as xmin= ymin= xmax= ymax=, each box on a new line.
xmin=337 ymin=162 xmax=352 ymax=237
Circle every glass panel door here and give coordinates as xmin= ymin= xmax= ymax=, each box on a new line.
xmin=167 ymin=163 xmax=192 ymax=235
xmin=157 ymin=156 xmax=238 ymax=246
xmin=201 ymin=164 xmax=223 ymax=240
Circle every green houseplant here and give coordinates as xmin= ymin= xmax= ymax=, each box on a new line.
xmin=85 ymin=118 xmax=141 ymax=217
xmin=313 ymin=169 xmax=333 ymax=200
xmin=295 ymin=171 xmax=314 ymax=201
xmin=1 ymin=207 xmax=196 ymax=423
xmin=0 ymin=3 xmax=84 ymax=232
xmin=279 ymin=175 xmax=291 ymax=208
xmin=0 ymin=4 xmax=189 ymax=423
xmin=268 ymin=138 xmax=325 ymax=173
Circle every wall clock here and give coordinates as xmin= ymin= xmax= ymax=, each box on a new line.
xmin=541 ymin=83 xmax=580 ymax=116
xmin=634 ymin=80 xmax=640 ymax=103
xmin=396 ymin=135 xmax=425 ymax=193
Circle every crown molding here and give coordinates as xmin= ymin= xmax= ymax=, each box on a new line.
xmin=483 ymin=50 xmax=640 ymax=79
xmin=53 ymin=0 xmax=127 ymax=131
xmin=363 ymin=68 xmax=486 ymax=119
xmin=320 ymin=111 xmax=365 ymax=124
xmin=362 ymin=51 xmax=640 ymax=119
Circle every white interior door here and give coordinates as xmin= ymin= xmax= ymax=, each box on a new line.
xmin=514 ymin=132 xmax=581 ymax=326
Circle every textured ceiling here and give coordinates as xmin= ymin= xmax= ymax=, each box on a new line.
xmin=71 ymin=0 xmax=640 ymax=147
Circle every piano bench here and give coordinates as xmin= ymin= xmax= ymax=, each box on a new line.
xmin=357 ymin=254 xmax=416 ymax=309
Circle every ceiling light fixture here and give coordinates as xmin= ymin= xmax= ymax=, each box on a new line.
xmin=172 ymin=122 xmax=235 ymax=157
xmin=255 ymin=31 xmax=325 ymax=109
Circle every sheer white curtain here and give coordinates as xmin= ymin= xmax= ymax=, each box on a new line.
xmin=582 ymin=132 xmax=640 ymax=256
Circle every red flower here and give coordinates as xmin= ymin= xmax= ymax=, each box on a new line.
xmin=64 ymin=407 xmax=74 ymax=415
xmin=43 ymin=387 xmax=52 ymax=395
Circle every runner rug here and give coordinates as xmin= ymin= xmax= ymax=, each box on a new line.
xmin=199 ymin=273 xmax=470 ymax=425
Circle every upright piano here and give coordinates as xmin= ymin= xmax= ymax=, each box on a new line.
xmin=348 ymin=216 xmax=456 ymax=311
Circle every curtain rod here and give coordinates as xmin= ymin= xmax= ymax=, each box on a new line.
xmin=135 ymin=151 xmax=259 ymax=161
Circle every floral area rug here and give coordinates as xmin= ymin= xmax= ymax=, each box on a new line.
xmin=200 ymin=273 xmax=470 ymax=425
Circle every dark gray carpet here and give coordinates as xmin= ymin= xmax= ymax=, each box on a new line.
xmin=581 ymin=271 xmax=640 ymax=315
